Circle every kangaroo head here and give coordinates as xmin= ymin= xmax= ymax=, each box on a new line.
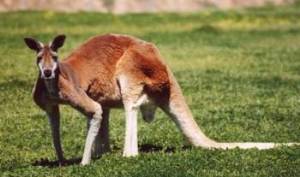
xmin=24 ymin=35 xmax=66 ymax=79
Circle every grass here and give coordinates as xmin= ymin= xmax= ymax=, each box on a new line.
xmin=1 ymin=3 xmax=300 ymax=177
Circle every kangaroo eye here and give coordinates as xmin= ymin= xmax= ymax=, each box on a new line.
xmin=53 ymin=56 xmax=58 ymax=61
xmin=37 ymin=56 xmax=42 ymax=61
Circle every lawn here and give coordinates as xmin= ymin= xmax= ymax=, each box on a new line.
xmin=1 ymin=3 xmax=300 ymax=177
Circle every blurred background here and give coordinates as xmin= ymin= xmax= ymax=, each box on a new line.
xmin=0 ymin=0 xmax=296 ymax=13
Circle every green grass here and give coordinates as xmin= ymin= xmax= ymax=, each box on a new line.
xmin=1 ymin=4 xmax=300 ymax=177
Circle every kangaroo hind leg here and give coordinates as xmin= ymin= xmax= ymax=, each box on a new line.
xmin=87 ymin=109 xmax=110 ymax=159
xmin=118 ymin=74 xmax=145 ymax=157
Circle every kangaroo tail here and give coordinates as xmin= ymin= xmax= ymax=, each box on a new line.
xmin=162 ymin=68 xmax=299 ymax=150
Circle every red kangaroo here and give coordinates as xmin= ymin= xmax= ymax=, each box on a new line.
xmin=24 ymin=34 xmax=298 ymax=165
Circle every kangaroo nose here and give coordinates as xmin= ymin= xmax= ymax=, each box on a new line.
xmin=43 ymin=69 xmax=52 ymax=78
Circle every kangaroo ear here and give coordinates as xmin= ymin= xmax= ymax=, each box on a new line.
xmin=24 ymin=37 xmax=42 ymax=52
xmin=50 ymin=34 xmax=66 ymax=52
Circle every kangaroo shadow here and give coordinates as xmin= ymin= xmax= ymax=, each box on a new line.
xmin=32 ymin=157 xmax=82 ymax=168
xmin=32 ymin=144 xmax=192 ymax=168
xmin=139 ymin=144 xmax=192 ymax=153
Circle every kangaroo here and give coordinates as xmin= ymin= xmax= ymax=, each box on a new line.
xmin=24 ymin=34 xmax=298 ymax=166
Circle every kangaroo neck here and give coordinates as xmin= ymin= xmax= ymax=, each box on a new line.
xmin=42 ymin=68 xmax=60 ymax=97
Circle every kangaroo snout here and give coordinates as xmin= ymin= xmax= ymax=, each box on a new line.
xmin=43 ymin=69 xmax=52 ymax=78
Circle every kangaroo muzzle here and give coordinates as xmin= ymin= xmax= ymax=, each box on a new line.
xmin=43 ymin=69 xmax=52 ymax=78
xmin=39 ymin=62 xmax=57 ymax=79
